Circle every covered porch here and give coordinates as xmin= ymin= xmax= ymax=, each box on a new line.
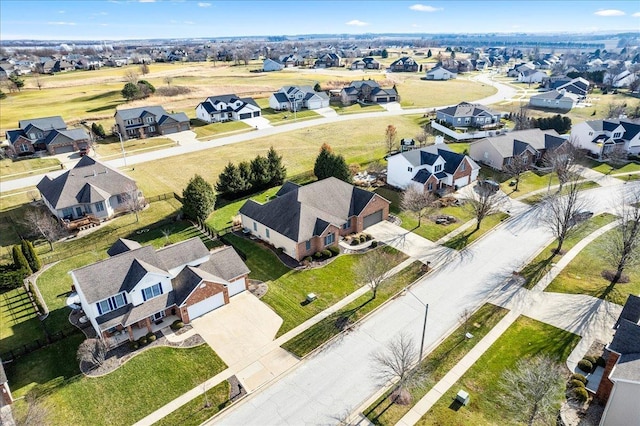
xmin=108 ymin=313 xmax=181 ymax=347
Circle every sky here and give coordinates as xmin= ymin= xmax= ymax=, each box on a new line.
xmin=1 ymin=0 xmax=639 ymax=41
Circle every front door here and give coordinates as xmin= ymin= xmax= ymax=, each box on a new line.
xmin=152 ymin=311 xmax=165 ymax=322
xmin=75 ymin=207 xmax=83 ymax=217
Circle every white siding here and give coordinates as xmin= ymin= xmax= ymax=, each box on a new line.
xmin=227 ymin=277 xmax=246 ymax=297
xmin=129 ymin=273 xmax=172 ymax=306
xmin=601 ymin=380 xmax=640 ymax=426
xmin=195 ymin=104 xmax=212 ymax=123
xmin=239 ymin=213 xmax=297 ymax=257
xmin=387 ymin=154 xmax=416 ymax=188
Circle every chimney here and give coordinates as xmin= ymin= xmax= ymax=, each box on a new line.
xmin=93 ymin=170 xmax=97 ymax=177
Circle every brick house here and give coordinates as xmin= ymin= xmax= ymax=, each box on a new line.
xmin=114 ymin=106 xmax=190 ymax=141
xmin=238 ymin=178 xmax=390 ymax=261
xmin=340 ymin=80 xmax=397 ymax=105
xmin=4 ymin=116 xmax=90 ymax=157
xmin=71 ymin=237 xmax=249 ymax=347
xmin=389 ymin=57 xmax=419 ymax=72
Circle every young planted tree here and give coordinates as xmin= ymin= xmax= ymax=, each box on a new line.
xmin=139 ymin=63 xmax=150 ymax=75
xmin=120 ymin=184 xmax=146 ymax=223
xmin=12 ymin=245 xmax=32 ymax=276
xmin=163 ymin=76 xmax=173 ymax=87
xmin=464 ymin=182 xmax=506 ymax=231
xmin=77 ymin=338 xmax=108 ymax=369
xmin=503 ymin=155 xmax=530 ymax=192
xmin=601 ymin=188 xmax=640 ymax=285
xmin=182 ymin=174 xmax=216 ymax=221
xmin=385 ymin=124 xmax=398 ymax=154
xmin=542 ymin=142 xmax=581 ymax=193
xmin=21 ymin=239 xmax=41 ymax=272
xmin=371 ymin=333 xmax=420 ymax=405
xmin=354 ymin=248 xmax=397 ymax=300
xmin=124 ymin=69 xmax=139 ymax=85
xmin=401 ymin=185 xmax=436 ymax=227
xmin=23 ymin=208 xmax=64 ymax=251
xmin=498 ymin=355 xmax=564 ymax=426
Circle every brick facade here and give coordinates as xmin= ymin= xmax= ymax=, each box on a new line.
xmin=353 ymin=194 xmax=390 ymax=232
xmin=180 ymin=281 xmax=228 ymax=324
xmin=596 ymin=350 xmax=620 ymax=402
xmin=452 ymin=158 xmax=473 ymax=184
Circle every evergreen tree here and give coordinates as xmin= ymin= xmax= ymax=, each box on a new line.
xmin=8 ymin=74 xmax=24 ymax=91
xmin=381 ymin=49 xmax=388 ymax=58
xmin=313 ymin=82 xmax=322 ymax=92
xmin=21 ymin=240 xmax=41 ymax=272
xmin=250 ymin=155 xmax=271 ymax=189
xmin=0 ymin=89 xmax=7 ymax=99
xmin=216 ymin=162 xmax=245 ymax=197
xmin=182 ymin=174 xmax=216 ymax=221
xmin=12 ymin=245 xmax=32 ymax=276
xmin=427 ymin=49 xmax=432 ymax=58
xmin=121 ymin=82 xmax=140 ymax=101
xmin=266 ymin=146 xmax=287 ymax=186
xmin=238 ymin=161 xmax=253 ymax=193
xmin=313 ymin=143 xmax=351 ymax=183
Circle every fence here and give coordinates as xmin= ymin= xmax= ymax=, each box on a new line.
xmin=146 ymin=192 xmax=183 ymax=203
xmin=0 ymin=328 xmax=81 ymax=362
xmin=430 ymin=121 xmax=506 ymax=141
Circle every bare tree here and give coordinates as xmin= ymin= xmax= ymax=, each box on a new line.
xmin=385 ymin=124 xmax=398 ymax=154
xmin=513 ymin=105 xmax=532 ymax=131
xmin=163 ymin=76 xmax=173 ymax=87
xmin=32 ymin=72 xmax=44 ymax=90
xmin=542 ymin=141 xmax=582 ymax=193
xmin=503 ymin=155 xmax=530 ymax=192
xmin=498 ymin=355 xmax=565 ymax=426
xmin=606 ymin=102 xmax=625 ymax=119
xmin=401 ymin=185 xmax=436 ymax=227
xmin=13 ymin=392 xmax=49 ymax=426
xmin=118 ymin=184 xmax=146 ymax=222
xmin=606 ymin=145 xmax=629 ymax=165
xmin=23 ymin=207 xmax=65 ymax=250
xmin=124 ymin=69 xmax=139 ymax=85
xmin=464 ymin=182 xmax=507 ymax=231
xmin=366 ymin=160 xmax=385 ymax=175
xmin=139 ymin=63 xmax=150 ymax=75
xmin=602 ymin=188 xmax=640 ymax=285
xmin=77 ymin=338 xmax=108 ymax=369
xmin=458 ymin=307 xmax=473 ymax=335
xmin=540 ymin=176 xmax=589 ymax=254
xmin=354 ymin=248 xmax=397 ymax=299
xmin=371 ymin=333 xmax=419 ymax=405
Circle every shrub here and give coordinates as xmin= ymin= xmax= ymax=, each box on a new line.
xmin=12 ymin=245 xmax=32 ymax=277
xmin=371 ymin=241 xmax=378 ymax=248
xmin=321 ymin=249 xmax=332 ymax=258
xmin=596 ymin=356 xmax=606 ymax=368
xmin=359 ymin=235 xmax=366 ymax=243
xmin=568 ymin=379 xmax=586 ymax=389
xmin=314 ymin=251 xmax=323 ymax=259
xmin=350 ymin=239 xmax=359 ymax=246
xmin=571 ymin=386 xmax=589 ymax=402
xmin=304 ymin=256 xmax=313 ymax=263
xmin=276 ymin=247 xmax=285 ymax=254
xmin=147 ymin=334 xmax=157 ymax=342
xmin=365 ymin=234 xmax=372 ymax=241
xmin=138 ymin=336 xmax=148 ymax=346
xmin=583 ymin=355 xmax=597 ymax=364
xmin=571 ymin=373 xmax=588 ymax=384
xmin=170 ymin=320 xmax=184 ymax=331
xmin=129 ymin=341 xmax=140 ymax=350
xmin=577 ymin=359 xmax=593 ymax=373
xmin=328 ymin=246 xmax=340 ymax=256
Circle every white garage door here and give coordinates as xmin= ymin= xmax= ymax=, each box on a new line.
xmin=455 ymin=175 xmax=470 ymax=188
xmin=187 ymin=292 xmax=224 ymax=320
xmin=227 ymin=278 xmax=246 ymax=297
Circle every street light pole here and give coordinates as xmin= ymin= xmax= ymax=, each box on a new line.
xmin=114 ymin=129 xmax=127 ymax=167
xmin=406 ymin=288 xmax=429 ymax=361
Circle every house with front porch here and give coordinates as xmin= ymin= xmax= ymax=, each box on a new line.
xmin=340 ymin=80 xmax=398 ymax=105
xmin=389 ymin=57 xmax=419 ymax=72
xmin=570 ymin=118 xmax=640 ymax=157
xmin=114 ymin=106 xmax=189 ymax=141
xmin=4 ymin=116 xmax=91 ymax=157
xmin=195 ymin=94 xmax=262 ymax=123
xmin=268 ymin=86 xmax=329 ymax=111
xmin=239 ymin=177 xmax=390 ymax=261
xmin=387 ymin=144 xmax=480 ymax=193
xmin=71 ymin=237 xmax=250 ymax=346
xmin=435 ymin=102 xmax=501 ymax=129
xmin=36 ymin=155 xmax=142 ymax=222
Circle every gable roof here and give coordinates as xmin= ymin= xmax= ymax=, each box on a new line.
xmin=437 ymin=102 xmax=499 ymax=118
xmin=616 ymin=294 xmax=640 ymax=328
xmin=36 ymin=156 xmax=136 ymax=210
xmin=239 ymin=177 xmax=385 ymax=242
xmin=156 ymin=237 xmax=211 ymax=271
xmin=108 ymin=238 xmax=143 ymax=257
xmin=198 ymin=94 xmax=260 ymax=114
xmin=18 ymin=116 xmax=66 ymax=132
xmin=196 ymin=246 xmax=250 ymax=282
xmin=474 ymin=129 xmax=563 ymax=158
xmin=610 ymin=319 xmax=640 ymax=355
xmin=115 ymin=105 xmax=189 ymax=124
xmin=530 ymin=90 xmax=575 ymax=102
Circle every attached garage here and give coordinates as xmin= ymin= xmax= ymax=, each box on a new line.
xmin=51 ymin=144 xmax=75 ymax=154
xmin=239 ymin=113 xmax=252 ymax=120
xmin=363 ymin=210 xmax=383 ymax=228
xmin=252 ymin=111 xmax=261 ymax=117
xmin=454 ymin=175 xmax=470 ymax=188
xmin=376 ymin=97 xmax=388 ymax=103
xmin=187 ymin=292 xmax=225 ymax=320
xmin=162 ymin=126 xmax=179 ymax=135
xmin=227 ymin=278 xmax=246 ymax=297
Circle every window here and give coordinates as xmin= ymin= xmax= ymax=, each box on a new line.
xmin=265 ymin=229 xmax=270 ymax=238
xmin=95 ymin=201 xmax=105 ymax=212
xmin=324 ymin=233 xmax=335 ymax=246
xmin=19 ymin=144 xmax=30 ymax=153
xmin=460 ymin=161 xmax=466 ymax=171
xmin=407 ymin=167 xmax=413 ymax=172
xmin=146 ymin=117 xmax=154 ymax=123
xmin=148 ymin=126 xmax=155 ymax=132
xmin=142 ymin=283 xmax=163 ymax=301
xmin=434 ymin=164 xmax=442 ymax=172
xmin=342 ymin=219 xmax=350 ymax=230
xmin=253 ymin=222 xmax=257 ymax=231
xmin=613 ymin=132 xmax=622 ymax=138
xmin=62 ymin=207 xmax=73 ymax=218
xmin=96 ymin=292 xmax=127 ymax=315
xmin=37 ymin=132 xmax=43 ymax=139
xmin=427 ymin=182 xmax=433 ymax=191
xmin=305 ymin=240 xmax=311 ymax=251
xmin=589 ymin=132 xmax=593 ymax=136
xmin=29 ymin=132 xmax=36 ymax=139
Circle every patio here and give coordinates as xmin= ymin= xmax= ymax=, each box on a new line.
xmin=108 ymin=314 xmax=181 ymax=347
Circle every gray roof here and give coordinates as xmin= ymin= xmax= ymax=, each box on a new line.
xmin=45 ymin=128 xmax=90 ymax=146
xmin=610 ymin=320 xmax=640 ymax=355
xmin=36 ymin=156 xmax=136 ymax=210
xmin=18 ymin=116 xmax=66 ymax=131
xmin=239 ymin=177 xmax=386 ymax=242
xmin=473 ymin=129 xmax=562 ymax=158
xmin=156 ymin=237 xmax=211 ymax=271
xmin=107 ymin=238 xmax=143 ymax=257
xmin=438 ymin=102 xmax=499 ymax=118
xmin=610 ymin=352 xmax=640 ymax=382
xmin=530 ymin=90 xmax=573 ymax=101
xmin=197 ymin=246 xmax=250 ymax=282
xmin=115 ymin=106 xmax=189 ymax=125
xmin=616 ymin=294 xmax=640 ymax=328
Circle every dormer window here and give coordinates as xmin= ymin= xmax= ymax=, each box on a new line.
xmin=96 ymin=292 xmax=127 ymax=315
xmin=142 ymin=283 xmax=163 ymax=301
xmin=613 ymin=132 xmax=622 ymax=138
xmin=434 ymin=164 xmax=442 ymax=173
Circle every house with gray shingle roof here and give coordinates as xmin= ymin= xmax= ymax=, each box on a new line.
xmin=469 ymin=128 xmax=566 ymax=171
xmin=529 ymin=89 xmax=578 ymax=110
xmin=436 ymin=102 xmax=501 ymax=129
xmin=71 ymin=237 xmax=250 ymax=346
xmin=195 ymin=94 xmax=261 ymax=124
xmin=239 ymin=177 xmax=390 ymax=261
xmin=570 ymin=118 xmax=640 ymax=157
xmin=268 ymin=86 xmax=329 ymax=111
xmin=4 ymin=115 xmax=90 ymax=157
xmin=350 ymin=57 xmax=380 ymax=70
xmin=389 ymin=57 xmax=419 ymax=72
xmin=596 ymin=295 xmax=640 ymax=425
xmin=314 ymin=53 xmax=341 ymax=68
xmin=340 ymin=80 xmax=398 ymax=105
xmin=114 ymin=105 xmax=189 ymax=141
xmin=36 ymin=156 xmax=141 ymax=221
xmin=425 ymin=65 xmax=457 ymax=80
xmin=387 ymin=144 xmax=479 ymax=193
xmin=517 ymin=68 xmax=548 ymax=84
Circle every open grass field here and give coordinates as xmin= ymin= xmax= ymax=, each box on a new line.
xmin=94 ymin=136 xmax=175 ymax=158
xmin=545 ymin=226 xmax=640 ymax=305
xmin=0 ymin=158 xmax=62 ymax=181
xmin=154 ymin=380 xmax=231 ymax=426
xmin=417 ymin=316 xmax=580 ymax=426
xmin=365 ymin=303 xmax=509 ymax=425
xmin=191 ymin=119 xmax=252 ymax=138
xmin=8 ymin=344 xmax=226 ymax=426
xmin=0 ymin=286 xmax=43 ymax=355
xmin=396 ymin=76 xmax=497 ymax=108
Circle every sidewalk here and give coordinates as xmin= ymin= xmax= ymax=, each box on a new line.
xmin=133 ymin=257 xmax=416 ymax=426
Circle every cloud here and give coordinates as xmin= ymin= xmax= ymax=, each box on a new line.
xmin=198 ymin=2 xmax=211 ymax=7
xmin=138 ymin=0 xmax=156 ymax=3
xmin=411 ymin=23 xmax=420 ymax=28
xmin=409 ymin=4 xmax=442 ymax=12
xmin=594 ymin=9 xmax=625 ymax=16
xmin=345 ymin=19 xmax=369 ymax=26
xmin=633 ymin=12 xmax=640 ymax=17
xmin=47 ymin=21 xmax=77 ymax=26
xmin=58 ymin=10 xmax=65 ymax=14
xmin=183 ymin=20 xmax=195 ymax=25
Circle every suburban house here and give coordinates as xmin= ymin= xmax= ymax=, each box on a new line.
xmin=36 ymin=156 xmax=142 ymax=222
xmin=548 ymin=76 xmax=590 ymax=98
xmin=570 ymin=118 xmax=640 ymax=157
xmin=469 ymin=128 xmax=566 ymax=171
xmin=314 ymin=53 xmax=341 ymax=68
xmin=595 ymin=295 xmax=640 ymax=426
xmin=114 ymin=106 xmax=189 ymax=141
xmin=0 ymin=359 xmax=13 ymax=406
xmin=340 ymin=80 xmax=398 ymax=105
xmin=42 ymin=59 xmax=74 ymax=74
xmin=269 ymin=86 xmax=329 ymax=111
xmin=507 ymin=62 xmax=535 ymax=77
xmin=350 ymin=57 xmax=380 ymax=70
xmin=239 ymin=177 xmax=390 ymax=261
xmin=387 ymin=144 xmax=480 ymax=193
xmin=4 ymin=116 xmax=91 ymax=157
xmin=263 ymin=58 xmax=284 ymax=72
xmin=389 ymin=57 xmax=419 ymax=72
xmin=435 ymin=102 xmax=501 ymax=128
xmin=425 ymin=65 xmax=457 ymax=80
xmin=279 ymin=54 xmax=304 ymax=67
xmin=195 ymin=94 xmax=261 ymax=123
xmin=604 ymin=69 xmax=638 ymax=88
xmin=529 ymin=90 xmax=578 ymax=110
xmin=71 ymin=237 xmax=250 ymax=346
xmin=517 ymin=68 xmax=548 ymax=84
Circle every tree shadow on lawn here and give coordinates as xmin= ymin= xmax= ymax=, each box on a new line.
xmin=443 ymin=229 xmax=477 ymax=250
xmin=518 ymin=251 xmax=557 ymax=289
xmin=86 ymin=100 xmax=125 ymax=113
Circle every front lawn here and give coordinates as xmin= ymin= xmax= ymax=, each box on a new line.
xmin=154 ymin=381 xmax=231 ymax=426
xmin=501 ymin=170 xmax=559 ymax=198
xmin=590 ymin=160 xmax=640 ymax=176
xmin=365 ymin=303 xmax=508 ymax=425
xmin=221 ymin=233 xmax=290 ymax=282
xmin=282 ymin=261 xmax=425 ymax=357
xmin=0 ymin=157 xmax=61 ymax=180
xmin=191 ymin=119 xmax=251 ymax=139
xmin=521 ymin=180 xmax=600 ymax=204
xmin=260 ymin=107 xmax=320 ymax=125
xmin=95 ymin=137 xmax=174 ymax=158
xmin=442 ymin=212 xmax=509 ymax=250
xmin=11 ymin=344 xmax=227 ymax=426
xmin=417 ymin=316 xmax=580 ymax=426
xmin=545 ymin=227 xmax=640 ymax=305
xmin=519 ymin=213 xmax=617 ymax=289
xmin=331 ymin=102 xmax=385 ymax=114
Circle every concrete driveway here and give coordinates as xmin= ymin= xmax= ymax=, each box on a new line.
xmin=191 ymin=291 xmax=283 ymax=365
xmin=244 ymin=116 xmax=272 ymax=129
xmin=165 ymin=130 xmax=198 ymax=146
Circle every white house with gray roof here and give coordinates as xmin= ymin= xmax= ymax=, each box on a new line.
xmin=36 ymin=156 xmax=141 ymax=222
xmin=570 ymin=118 xmax=640 ymax=157
xmin=529 ymin=90 xmax=578 ymax=110
xmin=71 ymin=237 xmax=250 ymax=346
xmin=436 ymin=102 xmax=501 ymax=129
xmin=268 ymin=86 xmax=329 ymax=111
xmin=4 ymin=115 xmax=90 ymax=157
xmin=196 ymin=94 xmax=261 ymax=123
xmin=114 ymin=106 xmax=189 ymax=141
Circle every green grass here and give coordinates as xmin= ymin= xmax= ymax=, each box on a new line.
xmin=191 ymin=120 xmax=251 ymax=139
xmin=365 ymin=303 xmax=509 ymax=425
xmin=221 ymin=233 xmax=290 ymax=283
xmin=260 ymin=107 xmax=320 ymax=124
xmin=442 ymin=212 xmax=510 ymax=250
xmin=207 ymin=186 xmax=282 ymax=232
xmin=154 ymin=381 xmax=231 ymax=426
xmin=521 ymin=181 xmax=600 ymax=204
xmin=282 ymin=261 xmax=425 ymax=357
xmin=590 ymin=161 xmax=640 ymax=181
xmin=331 ymin=102 xmax=386 ymax=114
xmin=0 ymin=286 xmax=44 ymax=354
xmin=10 ymin=344 xmax=227 ymax=426
xmin=445 ymin=143 xmax=470 ymax=154
xmin=502 ymin=170 xmax=559 ymax=198
xmin=416 ymin=316 xmax=580 ymax=426
xmin=519 ymin=213 xmax=617 ymax=289
xmin=397 ymin=77 xmax=497 ymax=108
xmin=545 ymin=226 xmax=640 ymax=305
xmin=0 ymin=158 xmax=61 ymax=180
xmin=94 ymin=136 xmax=174 ymax=158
